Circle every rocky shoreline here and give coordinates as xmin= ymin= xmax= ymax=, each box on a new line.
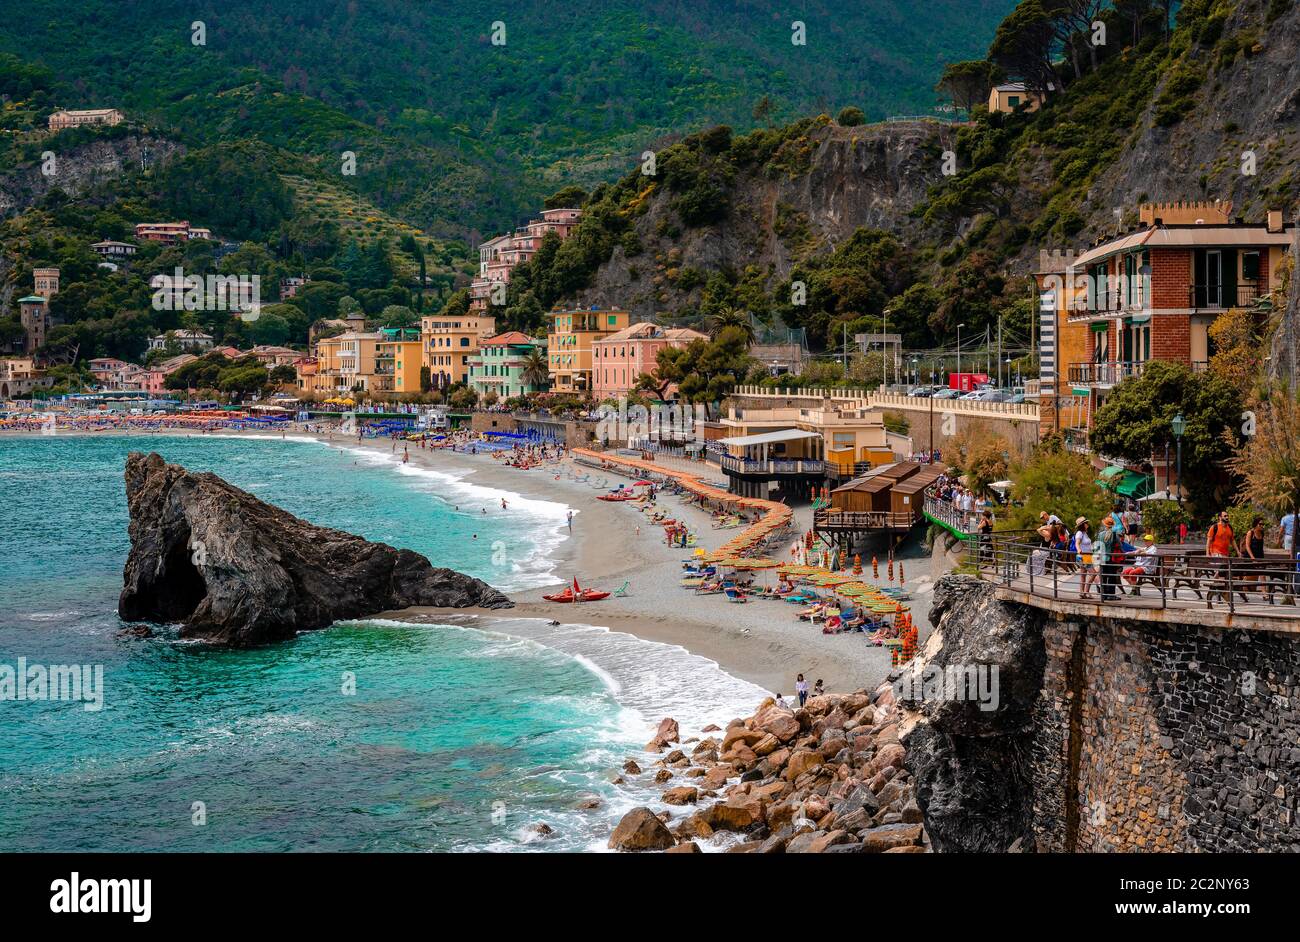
xmin=609 ymin=681 xmax=928 ymax=853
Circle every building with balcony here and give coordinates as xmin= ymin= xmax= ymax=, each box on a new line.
xmin=547 ymin=307 xmax=631 ymax=395
xmin=91 ymin=240 xmax=137 ymax=261
xmin=299 ymin=330 xmax=382 ymax=396
xmin=469 ymin=207 xmax=583 ymax=313
xmin=591 ymin=321 xmax=706 ymax=400
xmin=716 ymin=390 xmax=895 ymax=498
xmin=1037 ymin=201 xmax=1293 ymax=441
xmin=420 ymin=313 xmax=496 ymax=387
xmin=467 ymin=332 xmax=548 ymax=400
xmin=0 ymin=357 xmax=52 ymax=398
xmin=148 ymin=329 xmax=213 ymax=352
xmin=134 ymin=221 xmax=211 ymax=245
xmin=373 ymin=329 xmax=423 ymax=398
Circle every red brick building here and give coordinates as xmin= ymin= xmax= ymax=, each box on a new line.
xmin=1039 ymin=201 xmax=1292 ymax=442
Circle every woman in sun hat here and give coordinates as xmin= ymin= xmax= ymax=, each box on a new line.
xmin=1074 ymin=517 xmax=1096 ymax=598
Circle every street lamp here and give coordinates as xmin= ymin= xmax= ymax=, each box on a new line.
xmin=1171 ymin=413 xmax=1186 ymax=505
xmin=956 ymin=323 xmax=965 ymax=387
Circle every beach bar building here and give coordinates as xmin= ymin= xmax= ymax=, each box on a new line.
xmin=814 ymin=461 xmax=945 ymax=554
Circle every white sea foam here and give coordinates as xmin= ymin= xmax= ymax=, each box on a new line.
xmin=332 ymin=445 xmax=572 ymax=592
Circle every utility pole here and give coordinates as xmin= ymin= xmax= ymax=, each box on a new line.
xmin=997 ymin=317 xmax=1003 ymax=387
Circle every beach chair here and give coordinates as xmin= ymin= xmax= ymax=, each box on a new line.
xmin=724 ymin=587 xmax=747 ymax=603
xmin=614 ymin=581 xmax=629 ymax=597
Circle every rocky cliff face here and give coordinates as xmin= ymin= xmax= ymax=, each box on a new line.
xmin=0 ymin=134 xmax=184 ymax=219
xmin=899 ymin=575 xmax=1047 ymax=852
xmin=575 ymin=120 xmax=949 ymax=321
xmin=1086 ymin=0 xmax=1300 ymax=233
xmin=118 ymin=452 xmax=512 ymax=645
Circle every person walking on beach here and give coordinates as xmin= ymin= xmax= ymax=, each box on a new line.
xmin=795 ymin=674 xmax=809 ymax=707
xmin=566 ymin=509 xmax=574 ymax=533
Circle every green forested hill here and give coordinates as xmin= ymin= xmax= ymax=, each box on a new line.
xmin=0 ymin=0 xmax=1015 ymax=235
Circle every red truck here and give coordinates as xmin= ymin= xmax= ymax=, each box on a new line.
xmin=948 ymin=372 xmax=990 ymax=393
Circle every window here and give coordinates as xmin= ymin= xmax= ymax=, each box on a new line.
xmin=1007 ymin=95 xmax=1020 ymax=107
xmin=1242 ymin=251 xmax=1261 ymax=283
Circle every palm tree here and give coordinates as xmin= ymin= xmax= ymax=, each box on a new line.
xmin=520 ymin=347 xmax=550 ymax=391
xmin=707 ymin=306 xmax=755 ymax=346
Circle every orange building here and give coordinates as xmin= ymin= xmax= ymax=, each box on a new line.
xmin=547 ymin=307 xmax=631 ymax=395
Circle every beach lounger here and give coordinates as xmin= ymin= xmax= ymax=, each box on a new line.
xmin=724 ymin=587 xmax=747 ymax=603
xmin=614 ymin=581 xmax=629 ymax=597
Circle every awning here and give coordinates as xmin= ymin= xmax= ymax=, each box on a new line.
xmin=716 ymin=429 xmax=820 ymax=447
xmin=1097 ymin=466 xmax=1153 ymax=498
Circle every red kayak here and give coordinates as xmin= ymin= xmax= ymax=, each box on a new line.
xmin=544 ymin=578 xmax=610 ymax=603
xmin=596 ymin=492 xmax=637 ymax=502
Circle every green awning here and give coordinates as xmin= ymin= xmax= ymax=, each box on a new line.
xmin=1115 ymin=472 xmax=1153 ymax=498
xmin=1090 ymin=322 xmax=1110 ymax=332
xmin=1096 ymin=466 xmax=1153 ymax=498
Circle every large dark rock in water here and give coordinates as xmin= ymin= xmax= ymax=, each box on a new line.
xmin=118 ymin=451 xmax=512 ymax=645
xmin=898 ymin=575 xmax=1046 ymax=852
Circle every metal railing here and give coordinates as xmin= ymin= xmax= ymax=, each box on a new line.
xmin=720 ymin=455 xmax=824 ymax=475
xmin=972 ymin=534 xmax=1300 ymax=618
xmin=1189 ymin=284 xmax=1262 ymax=309
xmin=923 ymin=489 xmax=982 ymax=536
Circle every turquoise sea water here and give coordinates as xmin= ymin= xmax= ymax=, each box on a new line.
xmin=0 ymin=434 xmax=762 ymax=852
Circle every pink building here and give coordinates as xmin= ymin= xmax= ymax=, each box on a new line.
xmin=591 ymin=322 xmax=707 ymax=400
xmin=470 ymin=207 xmax=583 ymax=312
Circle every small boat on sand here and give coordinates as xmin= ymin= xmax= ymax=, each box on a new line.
xmin=543 ymin=578 xmax=611 ymax=603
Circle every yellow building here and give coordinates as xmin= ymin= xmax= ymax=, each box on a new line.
xmin=988 ymin=82 xmax=1047 ymax=114
xmin=373 ymin=329 xmax=423 ymax=398
xmin=299 ymin=330 xmax=381 ymax=397
xmin=421 ymin=313 xmax=496 ymax=386
xmin=547 ymin=307 xmax=631 ymax=394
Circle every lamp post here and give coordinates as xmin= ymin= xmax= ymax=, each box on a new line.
xmin=956 ymin=323 xmax=965 ymax=384
xmin=1171 ymin=413 xmax=1186 ymax=505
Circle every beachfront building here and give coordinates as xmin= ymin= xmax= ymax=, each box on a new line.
xmin=715 ymin=390 xmax=895 ymax=499
xmin=420 ymin=312 xmax=496 ymax=387
xmin=467 ymin=332 xmax=548 ymax=400
xmin=1038 ymin=200 xmax=1293 ymax=447
xmin=0 ymin=357 xmax=52 ymax=399
xmin=591 ymin=322 xmax=707 ymax=400
xmin=373 ymin=328 xmax=423 ymax=398
xmin=469 ymin=207 xmax=583 ymax=313
xmin=48 ymin=108 xmax=124 ymax=130
xmin=148 ymin=329 xmax=213 ymax=352
xmin=988 ymin=82 xmax=1049 ymax=114
xmin=300 ymin=330 xmax=382 ymax=396
xmin=547 ymin=307 xmax=631 ymax=395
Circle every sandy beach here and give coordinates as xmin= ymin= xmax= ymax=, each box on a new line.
xmin=318 ymin=431 xmax=941 ymax=696
xmin=8 ymin=423 xmax=943 ymax=696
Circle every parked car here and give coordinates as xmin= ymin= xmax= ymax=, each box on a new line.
xmin=1005 ymin=393 xmax=1027 ymax=404
xmin=907 ymin=385 xmax=935 ymax=397
xmin=931 ymin=388 xmax=961 ymax=400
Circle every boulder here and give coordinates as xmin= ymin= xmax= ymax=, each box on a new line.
xmin=860 ymin=823 xmax=924 ymax=853
xmin=623 ymin=760 xmax=642 ymax=775
xmin=665 ymin=841 xmax=702 ymax=853
xmin=663 ymin=786 xmax=699 ymax=805
xmin=609 ymin=807 xmax=676 ymax=851
xmin=654 ymin=769 xmax=673 ymax=783
xmin=117 ymin=453 xmax=511 ymax=645
xmin=785 ymin=749 xmax=824 ymax=782
xmin=787 ymin=829 xmax=851 ymax=853
xmin=649 ymin=717 xmax=680 ymax=748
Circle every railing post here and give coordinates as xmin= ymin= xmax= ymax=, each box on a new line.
xmin=1227 ymin=556 xmax=1235 ymax=614
xmin=1053 ymin=550 xmax=1058 ymax=599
